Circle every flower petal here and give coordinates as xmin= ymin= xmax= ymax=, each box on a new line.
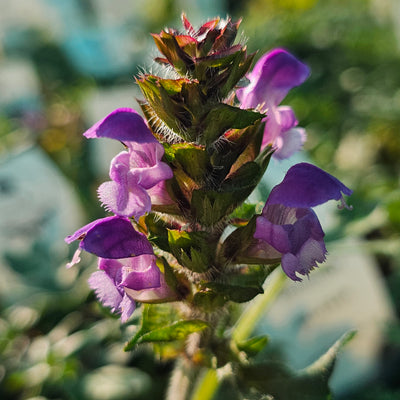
xmin=147 ymin=181 xmax=174 ymax=206
xmin=65 ymin=216 xmax=116 ymax=244
xmin=66 ymin=216 xmax=154 ymax=259
xmin=88 ymin=270 xmax=123 ymax=311
xmin=281 ymin=237 xmax=327 ymax=281
xmin=273 ymin=127 xmax=306 ymax=160
xmin=254 ymin=215 xmax=291 ymax=254
xmin=97 ymin=180 xmax=151 ymax=218
xmin=120 ymin=255 xmax=161 ymax=290
xmin=237 ymin=48 xmax=310 ymax=109
xmin=266 ymin=163 xmax=353 ymax=208
xmin=124 ymin=272 xmax=177 ymax=303
xmin=262 ymin=106 xmax=298 ymax=149
xmin=83 ymin=108 xmax=156 ymax=143
xmin=131 ymin=162 xmax=174 ymax=190
xmin=119 ymin=293 xmax=136 ymax=322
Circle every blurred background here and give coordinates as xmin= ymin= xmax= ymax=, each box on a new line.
xmin=0 ymin=0 xmax=399 ymax=399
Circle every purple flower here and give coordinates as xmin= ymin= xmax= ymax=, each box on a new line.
xmin=83 ymin=108 xmax=173 ymax=218
xmin=254 ymin=163 xmax=352 ymax=281
xmin=88 ymin=255 xmax=163 ymax=322
xmin=236 ymin=49 xmax=310 ymax=159
xmin=65 ymin=216 xmax=154 ymax=268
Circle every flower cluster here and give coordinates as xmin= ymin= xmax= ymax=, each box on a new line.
xmin=66 ymin=15 xmax=351 ymax=329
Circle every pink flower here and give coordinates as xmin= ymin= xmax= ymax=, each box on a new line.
xmin=237 ymin=49 xmax=310 ymax=159
xmin=84 ymin=108 xmax=173 ymax=218
xmin=253 ymin=163 xmax=352 ymax=280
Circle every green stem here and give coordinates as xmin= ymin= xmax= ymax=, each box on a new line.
xmin=190 ymin=368 xmax=219 ymax=400
xmin=185 ymin=268 xmax=287 ymax=400
xmin=232 ymin=268 xmax=287 ymax=343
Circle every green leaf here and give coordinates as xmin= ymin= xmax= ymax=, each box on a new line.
xmin=195 ymin=49 xmax=240 ymax=69
xmin=236 ymin=335 xmax=269 ymax=357
xmin=227 ymin=265 xmax=271 ymax=288
xmin=152 ymin=31 xmax=194 ymax=75
xmin=220 ymin=50 xmax=255 ymax=98
xmin=199 ymin=265 xmax=270 ymax=304
xmin=204 ymin=282 xmax=263 ymax=303
xmin=159 ymin=77 xmax=190 ymax=95
xmin=229 ymin=202 xmax=260 ymax=221
xmin=302 ymin=330 xmax=357 ymax=378
xmin=167 ymin=168 xmax=198 ymax=209
xmin=208 ymin=122 xmax=265 ymax=186
xmin=221 ymin=161 xmax=261 ymax=192
xmin=189 ymin=103 xmax=263 ymax=144
xmin=218 ymin=217 xmax=258 ymax=263
xmin=136 ymin=75 xmax=190 ymax=137
xmin=158 ymin=257 xmax=187 ymax=298
xmin=164 ymin=142 xmax=210 ymax=183
xmin=125 ymin=303 xmax=209 ymax=350
xmin=167 ymin=230 xmax=215 ymax=272
xmin=125 ymin=304 xmax=179 ymax=350
xmin=192 ymin=290 xmax=227 ymax=311
xmin=190 ymin=161 xmax=267 ymax=226
xmin=134 ymin=320 xmax=209 ymax=344
xmin=145 ymin=214 xmax=170 ymax=252
xmin=191 ymin=158 xmax=272 ymax=227
xmin=238 ymin=330 xmax=357 ymax=400
xmin=191 ymin=189 xmax=246 ymax=226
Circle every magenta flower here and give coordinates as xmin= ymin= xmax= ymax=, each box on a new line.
xmin=88 ymin=255 xmax=163 ymax=322
xmin=254 ymin=163 xmax=352 ymax=281
xmin=236 ymin=49 xmax=310 ymax=159
xmin=84 ymin=108 xmax=173 ymax=218
xmin=65 ymin=216 xmax=154 ymax=268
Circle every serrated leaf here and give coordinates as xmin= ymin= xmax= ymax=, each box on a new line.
xmin=190 ymin=247 xmax=210 ymax=272
xmin=158 ymin=257 xmax=185 ymax=297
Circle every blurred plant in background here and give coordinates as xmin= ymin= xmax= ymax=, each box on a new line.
xmin=0 ymin=0 xmax=399 ymax=399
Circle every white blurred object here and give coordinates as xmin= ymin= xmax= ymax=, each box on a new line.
xmin=0 ymin=146 xmax=84 ymax=296
xmin=0 ymin=59 xmax=40 ymax=109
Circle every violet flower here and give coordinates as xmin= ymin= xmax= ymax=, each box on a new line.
xmin=88 ymin=255 xmax=163 ymax=322
xmin=254 ymin=163 xmax=352 ymax=281
xmin=84 ymin=108 xmax=173 ymax=218
xmin=236 ymin=49 xmax=310 ymax=159
xmin=65 ymin=216 xmax=154 ymax=268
